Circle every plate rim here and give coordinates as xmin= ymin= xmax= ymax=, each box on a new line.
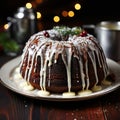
xmin=0 ymin=56 xmax=120 ymax=101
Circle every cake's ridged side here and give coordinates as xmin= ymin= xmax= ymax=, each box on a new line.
xmin=20 ymin=29 xmax=109 ymax=93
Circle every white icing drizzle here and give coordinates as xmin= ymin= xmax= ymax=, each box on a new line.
xmin=62 ymin=92 xmax=76 ymax=98
xmin=85 ymin=60 xmax=90 ymax=90
xmin=102 ymin=79 xmax=112 ymax=85
xmin=20 ymin=29 xmax=109 ymax=94
xmin=78 ymin=90 xmax=92 ymax=96
xmin=37 ymin=90 xmax=50 ymax=96
xmin=62 ymin=48 xmax=72 ymax=92
xmin=92 ymin=85 xmax=102 ymax=92
xmin=38 ymin=43 xmax=48 ymax=90
xmin=42 ymin=59 xmax=47 ymax=90
xmin=27 ymin=52 xmax=36 ymax=82
xmin=78 ymin=56 xmax=85 ymax=90
xmin=88 ymin=51 xmax=99 ymax=85
xmin=24 ymin=53 xmax=31 ymax=81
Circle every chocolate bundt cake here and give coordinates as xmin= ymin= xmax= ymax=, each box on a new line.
xmin=19 ymin=26 xmax=109 ymax=96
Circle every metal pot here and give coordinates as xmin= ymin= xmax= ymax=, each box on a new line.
xmin=7 ymin=7 xmax=38 ymax=45
xmin=83 ymin=21 xmax=120 ymax=61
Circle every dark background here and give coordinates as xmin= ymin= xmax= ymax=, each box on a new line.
xmin=0 ymin=0 xmax=120 ymax=29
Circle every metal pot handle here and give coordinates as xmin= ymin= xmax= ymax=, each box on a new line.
xmin=7 ymin=17 xmax=17 ymax=39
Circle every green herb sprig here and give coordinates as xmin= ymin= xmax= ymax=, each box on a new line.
xmin=0 ymin=32 xmax=20 ymax=53
xmin=53 ymin=26 xmax=82 ymax=36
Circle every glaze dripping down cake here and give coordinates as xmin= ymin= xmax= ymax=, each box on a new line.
xmin=19 ymin=26 xmax=109 ymax=96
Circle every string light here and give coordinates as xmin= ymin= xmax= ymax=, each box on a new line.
xmin=68 ymin=11 xmax=74 ymax=17
xmin=37 ymin=12 xmax=42 ymax=19
xmin=23 ymin=1 xmax=81 ymax=23
xmin=53 ymin=16 xmax=60 ymax=22
xmin=17 ymin=12 xmax=24 ymax=18
xmin=4 ymin=24 xmax=9 ymax=30
xmin=0 ymin=1 xmax=84 ymax=33
xmin=26 ymin=3 xmax=32 ymax=9
xmin=74 ymin=3 xmax=81 ymax=10
xmin=61 ymin=11 xmax=68 ymax=17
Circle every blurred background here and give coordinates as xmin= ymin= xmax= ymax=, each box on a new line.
xmin=0 ymin=0 xmax=120 ymax=29
xmin=0 ymin=0 xmax=120 ymax=56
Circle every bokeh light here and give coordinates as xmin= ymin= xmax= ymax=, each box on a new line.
xmin=26 ymin=3 xmax=32 ymax=9
xmin=68 ymin=11 xmax=74 ymax=17
xmin=61 ymin=11 xmax=68 ymax=17
xmin=53 ymin=16 xmax=60 ymax=22
xmin=4 ymin=24 xmax=9 ymax=30
xmin=37 ymin=12 xmax=42 ymax=19
xmin=74 ymin=3 xmax=81 ymax=10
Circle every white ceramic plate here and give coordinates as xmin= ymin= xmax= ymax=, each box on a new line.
xmin=0 ymin=56 xmax=120 ymax=101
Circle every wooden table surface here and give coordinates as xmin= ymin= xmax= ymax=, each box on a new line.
xmin=0 ymin=54 xmax=120 ymax=120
